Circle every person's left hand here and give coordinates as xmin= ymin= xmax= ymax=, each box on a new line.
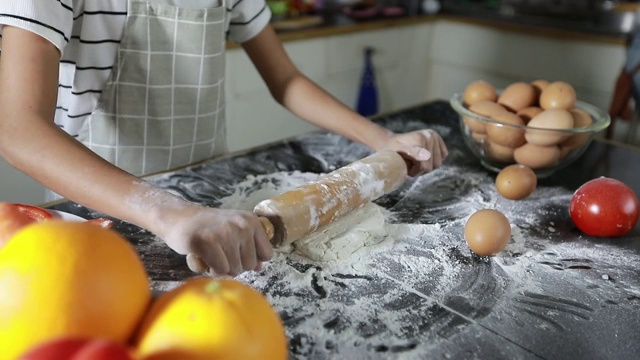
xmin=377 ymin=129 xmax=448 ymax=176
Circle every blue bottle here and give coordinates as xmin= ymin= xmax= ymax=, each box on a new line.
xmin=356 ymin=47 xmax=379 ymax=117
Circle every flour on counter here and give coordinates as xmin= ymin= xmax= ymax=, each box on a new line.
xmin=221 ymin=167 xmax=640 ymax=359
xmin=225 ymin=170 xmax=466 ymax=297
xmin=146 ymin=164 xmax=640 ymax=359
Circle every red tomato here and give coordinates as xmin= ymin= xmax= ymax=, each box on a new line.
xmin=19 ymin=338 xmax=133 ymax=360
xmin=569 ymin=177 xmax=639 ymax=237
xmin=0 ymin=202 xmax=36 ymax=247
xmin=13 ymin=203 xmax=53 ymax=222
xmin=70 ymin=340 xmax=132 ymax=360
xmin=19 ymin=338 xmax=88 ymax=360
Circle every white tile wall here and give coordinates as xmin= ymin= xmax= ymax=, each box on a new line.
xmin=427 ymin=21 xmax=625 ymax=110
xmin=325 ymin=28 xmax=411 ymax=76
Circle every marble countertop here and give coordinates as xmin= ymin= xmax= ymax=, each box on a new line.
xmin=51 ymin=101 xmax=640 ymax=359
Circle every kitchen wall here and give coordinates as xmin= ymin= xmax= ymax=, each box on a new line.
xmin=426 ymin=21 xmax=625 ymax=111
xmin=0 ymin=162 xmax=46 ymax=205
xmin=224 ymin=23 xmax=433 ymax=152
xmin=0 ymin=19 xmax=625 ymax=205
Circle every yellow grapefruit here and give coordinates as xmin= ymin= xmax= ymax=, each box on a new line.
xmin=134 ymin=277 xmax=288 ymax=360
xmin=0 ymin=221 xmax=151 ymax=360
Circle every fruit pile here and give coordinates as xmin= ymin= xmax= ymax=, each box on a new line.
xmin=0 ymin=203 xmax=288 ymax=360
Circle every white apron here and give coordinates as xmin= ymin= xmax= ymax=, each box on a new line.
xmin=78 ymin=0 xmax=228 ymax=177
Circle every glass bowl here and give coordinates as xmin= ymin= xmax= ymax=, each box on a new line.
xmin=450 ymin=93 xmax=611 ymax=178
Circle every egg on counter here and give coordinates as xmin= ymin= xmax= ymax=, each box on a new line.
xmin=486 ymin=111 xmax=526 ymax=148
xmin=497 ymin=82 xmax=537 ymax=112
xmin=463 ymin=80 xmax=498 ymax=106
xmin=539 ymin=81 xmax=576 ymax=110
xmin=495 ymin=164 xmax=537 ymax=200
xmin=464 ymin=209 xmax=511 ymax=256
xmin=525 ymin=109 xmax=574 ymax=146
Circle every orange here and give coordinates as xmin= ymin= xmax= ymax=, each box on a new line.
xmin=134 ymin=277 xmax=288 ymax=360
xmin=0 ymin=221 xmax=151 ymax=360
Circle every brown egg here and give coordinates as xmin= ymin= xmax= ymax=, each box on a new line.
xmin=560 ymin=108 xmax=594 ymax=154
xmin=495 ymin=164 xmax=537 ymax=200
xmin=486 ymin=112 xmax=526 ymax=148
xmin=463 ymin=80 xmax=498 ymax=106
xmin=531 ymin=79 xmax=550 ymax=94
xmin=570 ymin=108 xmax=593 ymax=128
xmin=498 ymin=82 xmax=537 ymax=112
xmin=517 ymin=106 xmax=544 ymax=124
xmin=471 ymin=131 xmax=487 ymax=143
xmin=464 ymin=209 xmax=511 ymax=256
xmin=465 ymin=101 xmax=507 ymax=134
xmin=486 ymin=140 xmax=515 ymax=162
xmin=539 ymin=81 xmax=576 ymax=110
xmin=514 ymin=143 xmax=561 ymax=169
xmin=525 ymin=109 xmax=574 ymax=146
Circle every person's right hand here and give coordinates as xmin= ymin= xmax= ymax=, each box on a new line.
xmin=154 ymin=203 xmax=273 ymax=277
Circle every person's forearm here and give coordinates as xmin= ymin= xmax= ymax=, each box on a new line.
xmin=279 ymin=73 xmax=393 ymax=150
xmin=0 ymin=118 xmax=186 ymax=235
xmin=241 ymin=25 xmax=393 ymax=151
xmin=0 ymin=25 xmax=186 ymax=237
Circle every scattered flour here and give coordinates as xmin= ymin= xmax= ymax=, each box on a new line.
xmin=150 ymin=164 xmax=640 ymax=358
xmin=218 ymin=171 xmax=470 ymax=357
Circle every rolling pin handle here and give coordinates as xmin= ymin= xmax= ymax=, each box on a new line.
xmin=186 ymin=253 xmax=209 ymax=274
xmin=258 ymin=216 xmax=275 ymax=240
xmin=397 ymin=152 xmax=414 ymax=173
xmin=185 ymin=216 xmax=276 ymax=274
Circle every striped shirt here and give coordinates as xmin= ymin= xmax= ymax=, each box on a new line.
xmin=0 ymin=0 xmax=271 ymax=137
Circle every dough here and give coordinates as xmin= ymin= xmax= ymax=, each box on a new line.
xmin=291 ymin=202 xmax=388 ymax=262
xmin=218 ymin=172 xmax=392 ymax=263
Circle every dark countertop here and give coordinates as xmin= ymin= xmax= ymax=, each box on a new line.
xmin=50 ymin=101 xmax=640 ymax=359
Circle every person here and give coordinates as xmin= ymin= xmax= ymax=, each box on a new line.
xmin=609 ymin=27 xmax=640 ymax=141
xmin=0 ymin=0 xmax=448 ymax=276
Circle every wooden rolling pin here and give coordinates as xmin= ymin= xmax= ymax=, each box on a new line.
xmin=186 ymin=150 xmax=408 ymax=273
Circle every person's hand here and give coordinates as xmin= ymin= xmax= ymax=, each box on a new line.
xmin=154 ymin=204 xmax=273 ymax=277
xmin=377 ymin=129 xmax=448 ymax=176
